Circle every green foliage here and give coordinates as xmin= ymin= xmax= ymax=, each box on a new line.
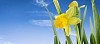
xmin=75 ymin=25 xmax=81 ymax=44
xmin=53 ymin=0 xmax=62 ymax=14
xmin=66 ymin=36 xmax=73 ymax=44
xmin=63 ymin=29 xmax=73 ymax=44
xmin=78 ymin=5 xmax=88 ymax=44
xmin=43 ymin=0 xmax=100 ymax=44
xmin=54 ymin=36 xmax=61 ymax=44
xmin=82 ymin=6 xmax=88 ymax=44
xmin=91 ymin=0 xmax=100 ymax=44
xmin=42 ymin=0 xmax=61 ymax=44
xmin=90 ymin=17 xmax=96 ymax=44
xmin=90 ymin=34 xmax=96 ymax=44
xmin=83 ymin=31 xmax=88 ymax=44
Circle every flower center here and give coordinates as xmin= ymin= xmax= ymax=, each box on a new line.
xmin=55 ymin=17 xmax=68 ymax=28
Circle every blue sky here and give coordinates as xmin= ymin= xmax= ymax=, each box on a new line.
xmin=0 ymin=0 xmax=100 ymax=44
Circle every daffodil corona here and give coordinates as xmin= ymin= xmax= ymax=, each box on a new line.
xmin=55 ymin=1 xmax=80 ymax=36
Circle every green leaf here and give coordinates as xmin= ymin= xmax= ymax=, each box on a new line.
xmin=83 ymin=31 xmax=88 ymax=44
xmin=53 ymin=0 xmax=62 ymax=14
xmin=42 ymin=0 xmax=61 ymax=44
xmin=66 ymin=36 xmax=73 ymax=44
xmin=63 ymin=29 xmax=73 ymax=44
xmin=54 ymin=36 xmax=61 ymax=44
xmin=90 ymin=34 xmax=96 ymax=44
xmin=73 ymin=0 xmax=76 ymax=1
xmin=83 ymin=6 xmax=87 ymax=22
xmin=91 ymin=0 xmax=100 ymax=44
xmin=90 ymin=17 xmax=96 ymax=44
xmin=65 ymin=40 xmax=67 ymax=44
xmin=90 ymin=17 xmax=94 ymax=34
xmin=75 ymin=25 xmax=81 ymax=44
xmin=78 ymin=6 xmax=88 ymax=44
xmin=99 ymin=15 xmax=100 ymax=20
xmin=82 ymin=6 xmax=89 ymax=44
xmin=91 ymin=0 xmax=94 ymax=3
xmin=54 ymin=36 xmax=57 ymax=44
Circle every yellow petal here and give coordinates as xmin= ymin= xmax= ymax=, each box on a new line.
xmin=65 ymin=7 xmax=74 ymax=18
xmin=69 ymin=17 xmax=80 ymax=25
xmin=69 ymin=1 xmax=78 ymax=8
xmin=54 ymin=14 xmax=68 ymax=28
xmin=54 ymin=14 xmax=66 ymax=19
xmin=64 ymin=25 xmax=71 ymax=36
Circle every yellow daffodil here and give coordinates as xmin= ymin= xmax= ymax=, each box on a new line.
xmin=69 ymin=1 xmax=78 ymax=8
xmin=69 ymin=1 xmax=79 ymax=17
xmin=54 ymin=1 xmax=80 ymax=36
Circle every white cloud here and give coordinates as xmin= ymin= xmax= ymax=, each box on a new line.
xmin=29 ymin=11 xmax=56 ymax=16
xmin=30 ymin=20 xmax=52 ymax=27
xmin=0 ymin=37 xmax=14 ymax=44
xmin=33 ymin=0 xmax=50 ymax=7
xmin=30 ymin=20 xmax=77 ymax=37
xmin=0 ymin=40 xmax=14 ymax=44
xmin=3 ymin=41 xmax=13 ymax=44
xmin=30 ymin=20 xmax=76 ymax=36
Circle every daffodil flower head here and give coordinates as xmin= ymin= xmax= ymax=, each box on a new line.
xmin=55 ymin=8 xmax=80 ymax=36
xmin=54 ymin=0 xmax=81 ymax=36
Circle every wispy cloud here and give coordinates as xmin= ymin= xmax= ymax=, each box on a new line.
xmin=33 ymin=0 xmax=51 ymax=7
xmin=30 ymin=20 xmax=77 ymax=37
xmin=27 ymin=10 xmax=56 ymax=20
xmin=28 ymin=11 xmax=56 ymax=16
xmin=30 ymin=20 xmax=76 ymax=36
xmin=0 ymin=37 xmax=14 ymax=44
xmin=0 ymin=40 xmax=14 ymax=44
xmin=30 ymin=20 xmax=52 ymax=27
xmin=3 ymin=41 xmax=13 ymax=44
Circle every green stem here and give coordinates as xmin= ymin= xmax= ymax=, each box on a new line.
xmin=53 ymin=0 xmax=73 ymax=44
xmin=91 ymin=0 xmax=100 ymax=44
xmin=42 ymin=1 xmax=60 ymax=44
xmin=63 ymin=29 xmax=72 ymax=44
xmin=83 ymin=29 xmax=88 ymax=44
xmin=78 ymin=6 xmax=88 ymax=44
xmin=42 ymin=0 xmax=57 ymax=36
xmin=53 ymin=0 xmax=62 ymax=14
xmin=75 ymin=25 xmax=81 ymax=44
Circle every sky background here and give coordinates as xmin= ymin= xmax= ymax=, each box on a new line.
xmin=0 ymin=0 xmax=100 ymax=44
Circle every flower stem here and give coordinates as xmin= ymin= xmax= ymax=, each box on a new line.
xmin=53 ymin=0 xmax=62 ymax=14
xmin=42 ymin=0 xmax=60 ymax=44
xmin=75 ymin=25 xmax=81 ymax=44
xmin=63 ymin=29 xmax=73 ymax=44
